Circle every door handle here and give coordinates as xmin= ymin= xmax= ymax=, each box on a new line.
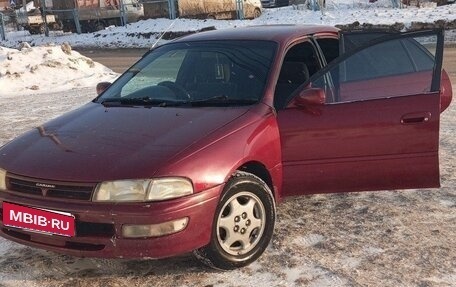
xmin=401 ymin=112 xmax=432 ymax=124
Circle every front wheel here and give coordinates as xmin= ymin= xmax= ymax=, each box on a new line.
xmin=194 ymin=171 xmax=276 ymax=270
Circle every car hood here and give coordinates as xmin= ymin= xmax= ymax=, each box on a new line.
xmin=0 ymin=102 xmax=250 ymax=182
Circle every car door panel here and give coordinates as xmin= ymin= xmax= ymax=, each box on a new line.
xmin=277 ymin=29 xmax=444 ymax=197
xmin=279 ymin=92 xmax=440 ymax=196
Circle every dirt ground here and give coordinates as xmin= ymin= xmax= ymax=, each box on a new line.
xmin=0 ymin=52 xmax=454 ymax=287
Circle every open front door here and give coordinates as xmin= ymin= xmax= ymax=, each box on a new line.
xmin=277 ymin=29 xmax=444 ymax=197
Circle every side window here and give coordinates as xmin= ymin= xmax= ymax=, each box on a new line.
xmin=344 ymin=40 xmax=415 ymax=82
xmin=340 ymin=32 xmax=392 ymax=53
xmin=402 ymin=38 xmax=435 ymax=71
xmin=316 ymin=38 xmax=339 ymax=64
xmin=313 ymin=34 xmax=437 ymax=103
xmin=274 ymin=41 xmax=321 ymax=109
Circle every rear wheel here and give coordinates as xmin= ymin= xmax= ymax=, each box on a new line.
xmin=81 ymin=23 xmax=92 ymax=33
xmin=194 ymin=171 xmax=275 ymax=270
xmin=51 ymin=22 xmax=61 ymax=31
xmin=28 ymin=28 xmax=38 ymax=35
xmin=38 ymin=23 xmax=46 ymax=34
xmin=94 ymin=21 xmax=106 ymax=31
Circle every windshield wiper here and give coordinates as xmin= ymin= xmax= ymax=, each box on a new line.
xmin=187 ymin=95 xmax=258 ymax=106
xmin=100 ymin=97 xmax=182 ymax=107
xmin=100 ymin=95 xmax=257 ymax=107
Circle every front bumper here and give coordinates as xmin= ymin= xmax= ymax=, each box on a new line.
xmin=0 ymin=184 xmax=221 ymax=259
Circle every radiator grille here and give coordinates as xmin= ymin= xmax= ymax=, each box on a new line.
xmin=7 ymin=175 xmax=95 ymax=201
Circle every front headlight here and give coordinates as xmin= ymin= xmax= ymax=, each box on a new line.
xmin=93 ymin=177 xmax=193 ymax=202
xmin=0 ymin=168 xmax=6 ymax=190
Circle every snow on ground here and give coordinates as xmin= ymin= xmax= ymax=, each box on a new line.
xmin=2 ymin=0 xmax=456 ymax=49
xmin=0 ymin=44 xmax=118 ymax=97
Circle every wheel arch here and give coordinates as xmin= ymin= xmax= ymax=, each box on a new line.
xmin=194 ymin=164 xmax=277 ymax=270
xmin=236 ymin=161 xmax=275 ymax=198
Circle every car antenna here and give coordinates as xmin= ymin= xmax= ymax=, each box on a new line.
xmin=151 ymin=18 xmax=178 ymax=49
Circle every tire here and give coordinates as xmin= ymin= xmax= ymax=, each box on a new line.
xmin=38 ymin=24 xmax=46 ymax=34
xmin=94 ymin=21 xmax=106 ymax=32
xmin=194 ymin=171 xmax=276 ymax=270
xmin=81 ymin=23 xmax=92 ymax=33
xmin=52 ymin=22 xmax=61 ymax=30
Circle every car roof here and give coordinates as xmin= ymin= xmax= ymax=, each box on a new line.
xmin=173 ymin=25 xmax=339 ymax=44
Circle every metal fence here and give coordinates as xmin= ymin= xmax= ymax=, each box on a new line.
xmin=0 ymin=2 xmax=145 ymax=39
xmin=0 ymin=9 xmax=23 ymax=39
xmin=0 ymin=12 xmax=5 ymax=40
xmin=0 ymin=0 xmax=252 ymax=40
xmin=0 ymin=0 xmax=444 ymax=43
xmin=2 ymin=0 xmax=248 ymax=42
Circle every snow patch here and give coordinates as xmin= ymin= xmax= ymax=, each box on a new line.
xmin=439 ymin=199 xmax=455 ymax=207
xmin=362 ymin=246 xmax=385 ymax=256
xmin=0 ymin=239 xmax=17 ymax=254
xmin=0 ymin=44 xmax=118 ymax=97
xmin=293 ymin=234 xmax=326 ymax=248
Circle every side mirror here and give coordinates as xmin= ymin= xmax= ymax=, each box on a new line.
xmin=295 ymin=88 xmax=326 ymax=107
xmin=96 ymin=82 xmax=111 ymax=95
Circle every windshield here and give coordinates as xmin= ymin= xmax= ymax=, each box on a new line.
xmin=96 ymin=41 xmax=277 ymax=107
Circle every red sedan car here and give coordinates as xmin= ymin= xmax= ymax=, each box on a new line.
xmin=0 ymin=25 xmax=452 ymax=270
